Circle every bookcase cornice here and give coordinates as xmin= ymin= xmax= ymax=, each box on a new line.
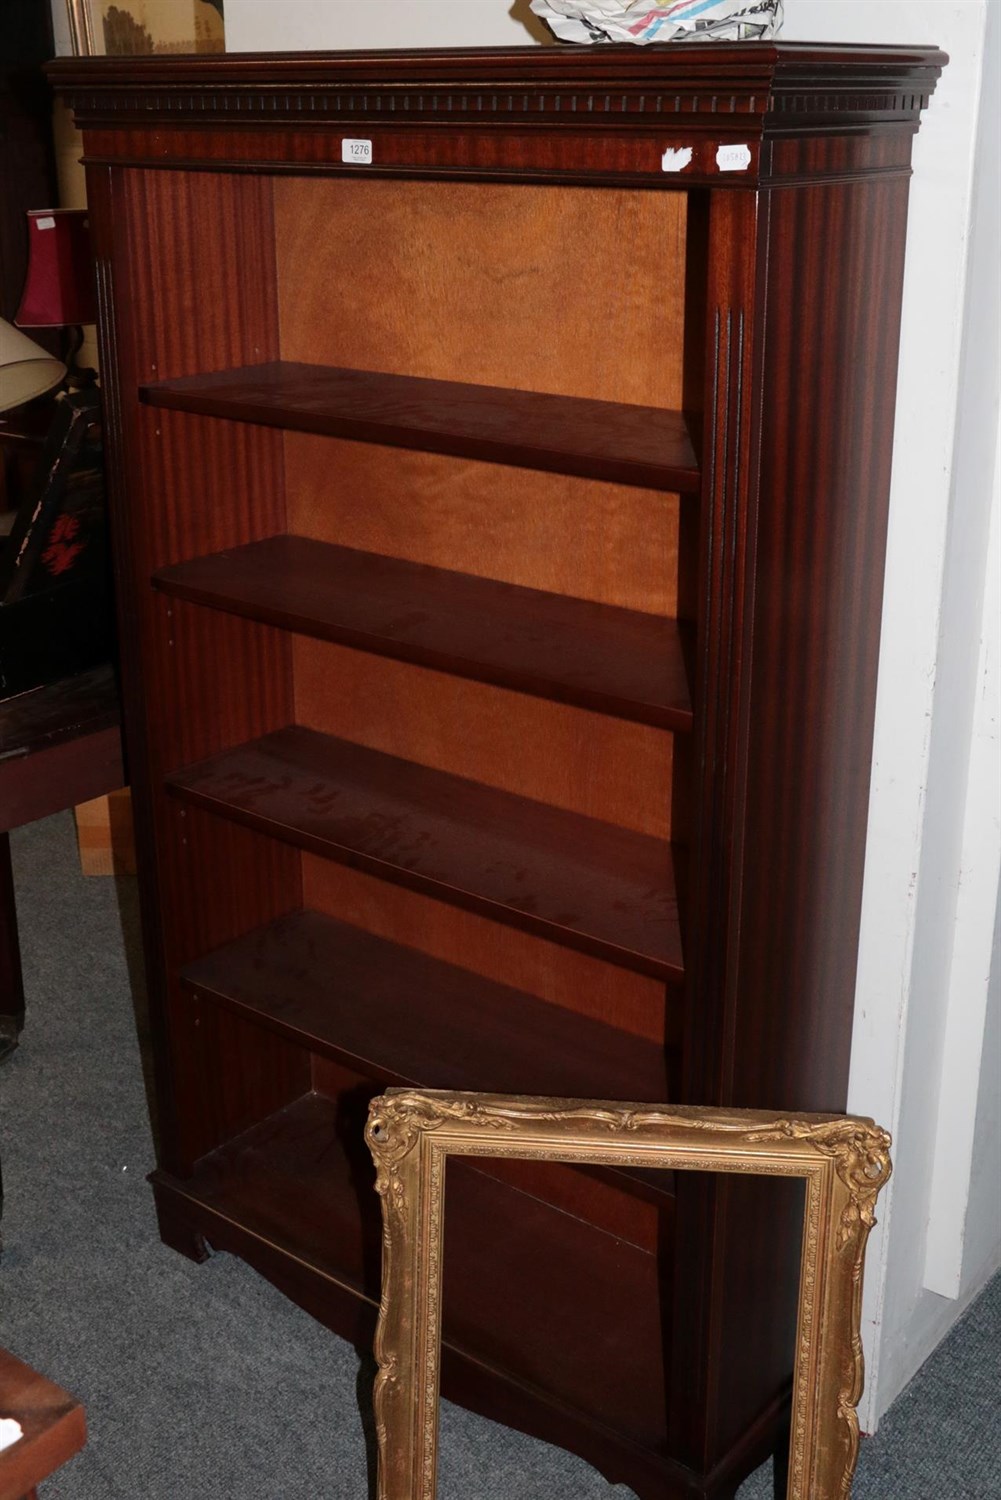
xmin=50 ymin=43 xmax=945 ymax=180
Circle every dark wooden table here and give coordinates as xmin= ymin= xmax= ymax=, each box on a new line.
xmin=0 ymin=664 xmax=123 ymax=1058
xmin=0 ymin=1348 xmax=86 ymax=1500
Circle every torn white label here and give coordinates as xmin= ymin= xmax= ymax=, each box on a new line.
xmin=36 ymin=216 xmax=57 ymax=230
xmin=341 ymin=138 xmax=373 ymax=164
xmin=716 ymin=143 xmax=752 ymax=173
xmin=0 ymin=1418 xmax=23 ymax=1452
xmin=661 ymin=146 xmax=693 ymax=174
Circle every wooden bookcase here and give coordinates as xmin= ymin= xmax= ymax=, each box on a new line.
xmin=53 ymin=43 xmax=943 ymax=1500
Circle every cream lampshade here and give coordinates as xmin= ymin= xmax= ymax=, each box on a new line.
xmin=0 ymin=319 xmax=66 ymax=413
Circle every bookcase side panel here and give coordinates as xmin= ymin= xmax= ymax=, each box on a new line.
xmin=730 ymin=171 xmax=912 ymax=1116
xmin=687 ymin=167 xmax=915 ymax=1469
xmin=89 ymin=161 xmax=306 ymax=1171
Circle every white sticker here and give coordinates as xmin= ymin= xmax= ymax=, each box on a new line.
xmin=716 ymin=143 xmax=752 ymax=173
xmin=36 ymin=216 xmax=56 ymax=230
xmin=341 ymin=138 xmax=373 ymax=164
xmin=661 ymin=146 xmax=693 ymax=174
xmin=0 ymin=1418 xmax=23 ymax=1452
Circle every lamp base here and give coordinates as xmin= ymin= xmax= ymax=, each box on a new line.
xmin=64 ymin=324 xmax=98 ymax=391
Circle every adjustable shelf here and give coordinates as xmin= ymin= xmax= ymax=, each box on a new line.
xmin=180 ymin=910 xmax=678 ymax=1214
xmin=153 ymin=537 xmax=694 ymax=732
xmin=166 ymin=727 xmax=684 ymax=982
xmin=179 ymin=909 xmax=677 ymax=1100
xmin=139 ymin=361 xmax=701 ymax=492
xmin=151 ymin=1089 xmax=671 ymax=1450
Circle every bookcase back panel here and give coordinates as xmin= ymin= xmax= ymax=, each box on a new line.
xmin=292 ymin=638 xmax=675 ymax=838
xmin=285 ymin=436 xmax=685 ymax=616
xmin=466 ymin=1155 xmax=664 ymax=1255
xmin=308 ymin=1050 xmax=663 ymax=1250
xmin=438 ymin=1156 xmax=669 ymax=1450
xmin=301 ymin=854 xmax=676 ymax=1044
xmin=274 ymin=178 xmax=688 ymax=406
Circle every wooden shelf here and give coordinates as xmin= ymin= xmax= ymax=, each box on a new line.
xmin=181 ymin=909 xmax=677 ymax=1211
xmin=153 ymin=537 xmax=694 ymax=732
xmin=156 ymin=1090 xmax=671 ymax=1448
xmin=139 ymin=361 xmax=701 ymax=492
xmin=180 ymin=908 xmax=677 ymax=1100
xmin=166 ymin=727 xmax=684 ymax=981
xmin=159 ymin=1093 xmax=375 ymax=1293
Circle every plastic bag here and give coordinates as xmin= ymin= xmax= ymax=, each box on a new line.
xmin=529 ymin=0 xmax=783 ymax=45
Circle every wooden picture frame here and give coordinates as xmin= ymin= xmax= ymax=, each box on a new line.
xmin=366 ymin=1091 xmax=892 ymax=1500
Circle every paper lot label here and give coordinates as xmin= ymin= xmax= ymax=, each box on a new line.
xmin=341 ymin=138 xmax=373 ymax=164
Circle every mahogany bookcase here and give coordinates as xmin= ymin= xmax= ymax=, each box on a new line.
xmin=51 ymin=43 xmax=943 ymax=1500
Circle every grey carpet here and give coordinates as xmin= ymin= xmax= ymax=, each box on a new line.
xmin=1 ymin=812 xmax=998 ymax=1498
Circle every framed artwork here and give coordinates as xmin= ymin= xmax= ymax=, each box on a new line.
xmin=366 ymin=1089 xmax=893 ymax=1500
xmin=66 ymin=0 xmax=224 ymax=56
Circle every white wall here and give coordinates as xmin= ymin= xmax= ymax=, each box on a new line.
xmin=49 ymin=0 xmax=73 ymax=54
xmin=222 ymin=0 xmax=1001 ymax=1430
xmin=922 ymin=0 xmax=1001 ymax=1304
xmin=962 ymin=887 xmax=1001 ymax=1281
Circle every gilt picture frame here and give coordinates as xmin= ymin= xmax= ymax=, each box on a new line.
xmin=365 ymin=1090 xmax=892 ymax=1500
xmin=65 ymin=0 xmax=224 ymax=58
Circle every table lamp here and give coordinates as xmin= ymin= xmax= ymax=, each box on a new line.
xmin=1 ymin=207 xmax=105 ymax=694
xmin=14 ymin=208 xmax=96 ymax=385
xmin=0 ymin=318 xmax=65 ymax=414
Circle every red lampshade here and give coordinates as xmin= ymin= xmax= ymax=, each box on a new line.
xmin=15 ymin=209 xmax=96 ymax=328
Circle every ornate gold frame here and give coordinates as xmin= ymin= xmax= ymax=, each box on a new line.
xmin=365 ymin=1090 xmax=892 ymax=1500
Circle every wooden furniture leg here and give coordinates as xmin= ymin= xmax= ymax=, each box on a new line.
xmin=0 ymin=833 xmax=24 ymax=1062
xmin=0 ymin=666 xmax=124 ymax=1065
